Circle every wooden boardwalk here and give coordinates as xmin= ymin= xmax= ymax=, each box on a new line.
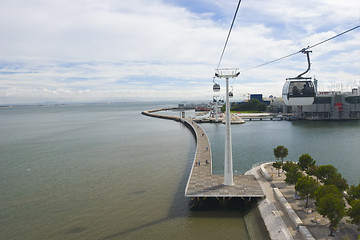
xmin=182 ymin=118 xmax=264 ymax=198
xmin=142 ymin=109 xmax=264 ymax=199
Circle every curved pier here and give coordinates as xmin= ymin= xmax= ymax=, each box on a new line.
xmin=142 ymin=109 xmax=264 ymax=199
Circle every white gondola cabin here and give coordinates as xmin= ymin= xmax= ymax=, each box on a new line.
xmin=282 ymin=49 xmax=316 ymax=106
xmin=282 ymin=80 xmax=315 ymax=105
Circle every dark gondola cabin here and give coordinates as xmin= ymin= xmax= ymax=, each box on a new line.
xmin=213 ymin=83 xmax=220 ymax=92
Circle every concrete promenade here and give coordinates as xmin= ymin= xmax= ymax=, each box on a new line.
xmin=141 ymin=109 xmax=264 ymax=199
xmin=182 ymin=118 xmax=263 ymax=198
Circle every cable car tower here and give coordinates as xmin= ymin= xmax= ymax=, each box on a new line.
xmin=282 ymin=49 xmax=316 ymax=106
xmin=215 ymin=68 xmax=240 ymax=186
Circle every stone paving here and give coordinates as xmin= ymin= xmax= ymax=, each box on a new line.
xmin=184 ymin=118 xmax=264 ymax=198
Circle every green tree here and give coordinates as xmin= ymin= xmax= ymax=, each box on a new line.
xmin=248 ymin=99 xmax=260 ymax=110
xmin=285 ymin=165 xmax=303 ymax=185
xmin=282 ymin=161 xmax=298 ymax=172
xmin=298 ymin=153 xmax=316 ymax=172
xmin=316 ymin=164 xmax=338 ymax=184
xmin=328 ymin=173 xmax=348 ymax=192
xmin=347 ymin=184 xmax=360 ymax=203
xmin=273 ymin=145 xmax=288 ymax=166
xmin=256 ymin=102 xmax=267 ymax=111
xmin=347 ymin=199 xmax=360 ymax=230
xmin=316 ymin=165 xmax=348 ymax=191
xmin=285 ymin=166 xmax=303 ymax=196
xmin=273 ymin=161 xmax=282 ymax=177
xmin=306 ymin=165 xmax=318 ymax=179
xmin=314 ymin=185 xmax=342 ymax=203
xmin=316 ymin=193 xmax=346 ymax=236
xmin=295 ymin=175 xmax=318 ymax=207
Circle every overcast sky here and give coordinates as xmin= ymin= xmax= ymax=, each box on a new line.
xmin=0 ymin=0 xmax=359 ymax=104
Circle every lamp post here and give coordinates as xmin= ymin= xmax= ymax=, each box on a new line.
xmin=215 ymin=68 xmax=240 ymax=186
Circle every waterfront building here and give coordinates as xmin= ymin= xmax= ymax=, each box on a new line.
xmin=287 ymin=90 xmax=360 ymax=120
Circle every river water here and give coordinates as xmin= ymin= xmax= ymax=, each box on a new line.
xmin=0 ymin=102 xmax=359 ymax=239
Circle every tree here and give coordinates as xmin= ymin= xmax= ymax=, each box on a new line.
xmin=285 ymin=165 xmax=303 ymax=185
xmin=316 ymin=193 xmax=346 ymax=236
xmin=347 ymin=184 xmax=360 ymax=203
xmin=273 ymin=161 xmax=282 ymax=177
xmin=306 ymin=164 xmax=318 ymax=179
xmin=248 ymin=99 xmax=261 ymax=110
xmin=347 ymin=199 xmax=360 ymax=230
xmin=314 ymin=185 xmax=342 ymax=203
xmin=316 ymin=164 xmax=338 ymax=184
xmin=295 ymin=175 xmax=318 ymax=207
xmin=298 ymin=153 xmax=316 ymax=172
xmin=282 ymin=161 xmax=298 ymax=172
xmin=316 ymin=165 xmax=348 ymax=192
xmin=328 ymin=173 xmax=348 ymax=192
xmin=256 ymin=102 xmax=267 ymax=112
xmin=273 ymin=145 xmax=288 ymax=166
xmin=285 ymin=165 xmax=303 ymax=196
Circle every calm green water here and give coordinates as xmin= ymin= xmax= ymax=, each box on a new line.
xmin=0 ymin=103 xmax=266 ymax=240
xmin=0 ymin=103 xmax=358 ymax=239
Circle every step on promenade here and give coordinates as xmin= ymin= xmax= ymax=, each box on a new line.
xmin=141 ymin=109 xmax=264 ymax=199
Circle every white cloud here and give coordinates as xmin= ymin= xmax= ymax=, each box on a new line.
xmin=0 ymin=0 xmax=359 ymax=104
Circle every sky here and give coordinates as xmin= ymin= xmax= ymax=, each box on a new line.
xmin=0 ymin=0 xmax=359 ymax=104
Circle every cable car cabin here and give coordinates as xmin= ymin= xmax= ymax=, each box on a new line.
xmin=229 ymin=91 xmax=233 ymax=98
xmin=213 ymin=83 xmax=220 ymax=92
xmin=282 ymin=80 xmax=315 ymax=106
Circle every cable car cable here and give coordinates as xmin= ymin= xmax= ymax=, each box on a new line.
xmin=240 ymin=24 xmax=360 ymax=73
xmin=306 ymin=25 xmax=360 ymax=50
xmin=217 ymin=0 xmax=243 ymax=69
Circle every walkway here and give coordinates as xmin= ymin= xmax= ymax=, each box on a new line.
xmin=142 ymin=109 xmax=264 ymax=199
xmin=182 ymin=118 xmax=263 ymax=198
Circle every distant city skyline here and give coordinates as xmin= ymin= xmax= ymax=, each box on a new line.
xmin=0 ymin=0 xmax=359 ymax=104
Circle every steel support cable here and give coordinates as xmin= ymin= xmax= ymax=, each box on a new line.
xmin=240 ymin=24 xmax=360 ymax=73
xmin=217 ymin=0 xmax=242 ymax=69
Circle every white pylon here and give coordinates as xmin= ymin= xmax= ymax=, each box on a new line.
xmin=215 ymin=68 xmax=240 ymax=186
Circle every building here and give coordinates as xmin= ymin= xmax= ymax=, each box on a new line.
xmin=250 ymin=94 xmax=271 ymax=105
xmin=290 ymin=90 xmax=360 ymax=120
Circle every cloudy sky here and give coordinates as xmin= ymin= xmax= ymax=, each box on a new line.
xmin=0 ymin=0 xmax=359 ymax=104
